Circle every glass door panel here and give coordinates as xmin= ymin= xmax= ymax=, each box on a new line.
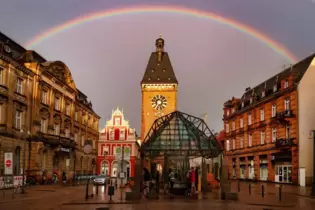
xmin=279 ymin=166 xmax=283 ymax=182
xmin=288 ymin=166 xmax=292 ymax=183
xmin=283 ymin=166 xmax=288 ymax=182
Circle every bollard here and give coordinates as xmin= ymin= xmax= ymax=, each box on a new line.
xmin=249 ymin=183 xmax=251 ymax=195
xmin=238 ymin=181 xmax=240 ymax=192
xmin=279 ymin=185 xmax=282 ymax=201
xmin=261 ymin=185 xmax=264 ymax=198
xmin=96 ymin=184 xmax=99 ymax=195
xmin=85 ymin=179 xmax=89 ymax=200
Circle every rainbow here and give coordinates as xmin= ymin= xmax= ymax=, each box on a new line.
xmin=25 ymin=5 xmax=298 ymax=62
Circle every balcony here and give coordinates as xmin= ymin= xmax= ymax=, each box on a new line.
xmin=277 ymin=110 xmax=294 ymax=118
xmin=275 ymin=138 xmax=296 ymax=148
xmin=247 ymin=124 xmax=254 ymax=131
xmin=238 ymin=127 xmax=245 ymax=134
xmin=14 ymin=92 xmax=27 ymax=104
xmin=257 ymin=121 xmax=267 ymax=128
xmin=34 ymin=132 xmax=76 ymax=148
xmin=231 ymin=130 xmax=236 ymax=137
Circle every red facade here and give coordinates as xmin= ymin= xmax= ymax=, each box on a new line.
xmin=97 ymin=108 xmax=138 ymax=178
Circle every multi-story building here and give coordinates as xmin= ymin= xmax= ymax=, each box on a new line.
xmin=0 ymin=31 xmax=100 ymax=183
xmin=98 ymin=108 xmax=138 ymax=182
xmin=222 ymin=53 xmax=315 ymax=186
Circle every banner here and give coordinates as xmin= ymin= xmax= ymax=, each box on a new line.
xmin=4 ymin=152 xmax=13 ymax=175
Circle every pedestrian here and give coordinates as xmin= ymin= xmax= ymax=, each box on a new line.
xmin=168 ymin=168 xmax=175 ymax=195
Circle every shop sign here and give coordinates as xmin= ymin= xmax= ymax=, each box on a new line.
xmin=60 ymin=148 xmax=70 ymax=153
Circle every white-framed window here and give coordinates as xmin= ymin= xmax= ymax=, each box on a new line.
xmin=54 ymin=97 xmax=60 ymax=110
xmin=226 ymin=110 xmax=230 ymax=116
xmin=231 ymin=108 xmax=235 ymax=113
xmin=226 ymin=140 xmax=230 ymax=151
xmin=232 ymin=139 xmax=236 ymax=150
xmin=232 ymin=121 xmax=236 ymax=130
xmin=261 ymin=131 xmax=265 ymax=144
xmin=225 ymin=124 xmax=230 ymax=133
xmin=54 ymin=123 xmax=60 ymax=135
xmin=260 ymin=108 xmax=265 ymax=121
xmin=41 ymin=90 xmax=47 ymax=104
xmin=272 ymin=104 xmax=277 ymax=117
xmin=260 ymin=166 xmax=268 ymax=181
xmin=65 ymin=104 xmax=70 ymax=115
xmin=261 ymin=90 xmax=265 ymax=97
xmin=286 ymin=125 xmax=291 ymax=139
xmin=16 ymin=78 xmax=23 ymax=94
xmin=15 ymin=110 xmax=22 ymax=129
xmin=240 ymin=136 xmax=244 ymax=148
xmin=65 ymin=127 xmax=70 ymax=137
xmin=285 ymin=98 xmax=290 ymax=110
xmin=284 ymin=80 xmax=289 ymax=88
xmin=248 ymin=114 xmax=252 ymax=125
xmin=248 ymin=134 xmax=252 ymax=147
xmin=109 ymin=128 xmax=114 ymax=140
xmin=74 ymin=111 xmax=78 ymax=121
xmin=240 ymin=118 xmax=244 ymax=128
xmin=120 ymin=129 xmax=125 ymax=140
xmin=40 ymin=118 xmax=47 ymax=133
xmin=272 ymin=128 xmax=277 ymax=142
xmin=273 ymin=84 xmax=277 ymax=92
xmin=0 ymin=69 xmax=3 ymax=84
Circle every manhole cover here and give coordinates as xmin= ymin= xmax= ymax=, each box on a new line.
xmin=95 ymin=208 xmax=109 ymax=210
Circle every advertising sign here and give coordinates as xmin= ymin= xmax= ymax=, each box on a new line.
xmin=4 ymin=152 xmax=13 ymax=175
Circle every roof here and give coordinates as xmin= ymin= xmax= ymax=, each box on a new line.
xmin=225 ymin=53 xmax=315 ymax=110
xmin=141 ymin=37 xmax=178 ymax=85
xmin=140 ymin=110 xmax=223 ymax=158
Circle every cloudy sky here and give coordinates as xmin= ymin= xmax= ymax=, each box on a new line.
xmin=0 ymin=0 xmax=314 ymax=134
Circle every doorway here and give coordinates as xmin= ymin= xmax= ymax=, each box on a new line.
xmin=275 ymin=165 xmax=292 ymax=183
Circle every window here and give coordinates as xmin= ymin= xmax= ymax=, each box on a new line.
xmin=273 ymin=84 xmax=277 ymax=92
xmin=284 ymin=98 xmax=290 ymax=110
xmin=286 ymin=125 xmax=291 ymax=139
xmin=16 ymin=78 xmax=23 ymax=94
xmin=115 ymin=118 xmax=120 ymax=125
xmin=120 ymin=129 xmax=125 ymax=140
xmin=226 ymin=110 xmax=230 ymax=116
xmin=15 ymin=110 xmax=22 ymax=129
xmin=109 ymin=128 xmax=114 ymax=140
xmin=65 ymin=127 xmax=70 ymax=137
xmin=284 ymin=80 xmax=289 ymax=88
xmin=226 ymin=140 xmax=230 ymax=151
xmin=41 ymin=90 xmax=47 ymax=104
xmin=81 ymin=135 xmax=85 ymax=146
xmin=261 ymin=131 xmax=265 ymax=144
xmin=240 ymin=118 xmax=244 ymax=128
xmin=103 ymin=146 xmax=109 ymax=156
xmin=261 ymin=90 xmax=265 ymax=97
xmin=92 ymin=139 xmax=96 ymax=149
xmin=240 ymin=136 xmax=244 ymax=148
xmin=40 ymin=118 xmax=46 ymax=133
xmin=74 ymin=133 xmax=79 ymax=144
xmin=272 ymin=128 xmax=277 ymax=142
xmin=232 ymin=121 xmax=235 ymax=130
xmin=232 ymin=139 xmax=235 ymax=150
xmin=0 ymin=69 xmax=3 ymax=84
xmin=232 ymin=108 xmax=235 ymax=113
xmin=74 ymin=111 xmax=78 ymax=121
xmin=241 ymin=102 xmax=244 ymax=108
xmin=54 ymin=123 xmax=60 ymax=135
xmin=225 ymin=124 xmax=230 ymax=133
xmin=260 ymin=109 xmax=265 ymax=121
xmin=65 ymin=104 xmax=70 ymax=115
xmin=260 ymin=166 xmax=268 ymax=181
xmin=248 ymin=134 xmax=252 ymax=147
xmin=249 ymin=97 xmax=253 ymax=104
xmin=54 ymin=97 xmax=60 ymax=110
xmin=272 ymin=104 xmax=276 ymax=117
xmin=248 ymin=114 xmax=252 ymax=125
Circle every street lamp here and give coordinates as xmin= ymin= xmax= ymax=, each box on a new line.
xmin=21 ymin=129 xmax=31 ymax=194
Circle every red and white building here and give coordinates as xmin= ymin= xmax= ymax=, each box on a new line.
xmin=97 ymin=108 xmax=139 ymax=178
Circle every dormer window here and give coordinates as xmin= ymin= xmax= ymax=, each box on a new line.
xmin=261 ymin=90 xmax=265 ymax=98
xmin=231 ymin=108 xmax=235 ymax=113
xmin=241 ymin=101 xmax=244 ymax=108
xmin=284 ymin=80 xmax=289 ymax=88
xmin=249 ymin=97 xmax=253 ymax=104
xmin=273 ymin=84 xmax=277 ymax=92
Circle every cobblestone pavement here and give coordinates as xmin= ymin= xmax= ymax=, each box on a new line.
xmin=0 ymin=183 xmax=315 ymax=210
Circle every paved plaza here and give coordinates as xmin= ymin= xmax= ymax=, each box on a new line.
xmin=1 ymin=182 xmax=315 ymax=210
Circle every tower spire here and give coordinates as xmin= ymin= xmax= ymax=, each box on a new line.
xmin=156 ymin=33 xmax=164 ymax=62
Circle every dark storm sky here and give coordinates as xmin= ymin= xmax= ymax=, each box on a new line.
xmin=0 ymin=0 xmax=314 ymax=133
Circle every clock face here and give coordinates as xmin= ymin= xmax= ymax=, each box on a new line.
xmin=151 ymin=95 xmax=167 ymax=110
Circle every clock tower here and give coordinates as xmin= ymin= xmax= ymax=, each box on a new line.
xmin=140 ymin=34 xmax=178 ymax=140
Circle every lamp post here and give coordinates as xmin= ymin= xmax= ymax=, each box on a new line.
xmin=21 ymin=129 xmax=31 ymax=194
xmin=311 ymin=130 xmax=315 ymax=196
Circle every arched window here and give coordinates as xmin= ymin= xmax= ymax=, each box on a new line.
xmin=14 ymin=147 xmax=21 ymax=176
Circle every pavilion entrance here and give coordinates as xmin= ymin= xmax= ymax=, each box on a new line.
xmin=138 ymin=111 xmax=223 ymax=198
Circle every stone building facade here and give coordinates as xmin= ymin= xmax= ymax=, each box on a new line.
xmin=222 ymin=53 xmax=315 ymax=186
xmin=0 ymin=31 xmax=100 ymax=183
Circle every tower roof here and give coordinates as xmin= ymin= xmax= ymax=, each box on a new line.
xmin=141 ymin=34 xmax=178 ymax=85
